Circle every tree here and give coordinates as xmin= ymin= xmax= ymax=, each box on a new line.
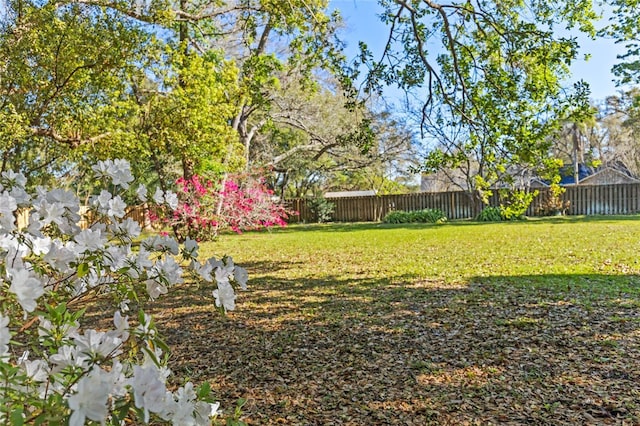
xmin=0 ymin=0 xmax=353 ymax=190
xmin=254 ymin=82 xmax=416 ymax=198
xmin=591 ymin=89 xmax=640 ymax=175
xmin=361 ymin=0 xmax=598 ymax=211
xmin=128 ymin=50 xmax=244 ymax=182
xmin=0 ymin=0 xmax=152 ymax=185
xmin=606 ymin=0 xmax=640 ymax=85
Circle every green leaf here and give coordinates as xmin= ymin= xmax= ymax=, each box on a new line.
xmin=197 ymin=381 xmax=212 ymax=399
xmin=10 ymin=408 xmax=24 ymax=426
xmin=76 ymin=263 xmax=89 ymax=278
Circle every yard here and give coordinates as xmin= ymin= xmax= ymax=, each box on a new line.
xmin=147 ymin=216 xmax=640 ymax=425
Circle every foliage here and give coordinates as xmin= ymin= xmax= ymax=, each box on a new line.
xmin=0 ymin=0 xmax=351 ymax=188
xmin=151 ymin=174 xmax=289 ymax=241
xmin=134 ymin=51 xmax=243 ymax=180
xmin=0 ymin=0 xmax=153 ymax=185
xmin=536 ymin=183 xmax=571 ymax=216
xmin=383 ymin=209 xmax=447 ymax=224
xmin=476 ymin=206 xmax=503 ymax=222
xmin=307 ymin=197 xmax=335 ymax=223
xmin=361 ymin=1 xmax=598 ymax=212
xmin=605 ymin=0 xmax=640 ymax=85
xmin=267 ymin=104 xmax=417 ymax=199
xmin=499 ymin=189 xmax=538 ymax=221
xmin=0 ymin=159 xmax=249 ymax=424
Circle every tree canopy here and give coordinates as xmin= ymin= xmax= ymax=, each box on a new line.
xmin=355 ymin=0 xmax=601 ymax=208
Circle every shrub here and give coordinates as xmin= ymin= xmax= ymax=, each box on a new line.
xmin=151 ymin=173 xmax=290 ymax=241
xmin=0 ymin=159 xmax=247 ymax=425
xmin=476 ymin=206 xmax=502 ymax=222
xmin=383 ymin=208 xmax=447 ymax=224
xmin=307 ymin=197 xmax=335 ymax=223
xmin=499 ymin=189 xmax=538 ymax=221
xmin=535 ymin=184 xmax=570 ymax=216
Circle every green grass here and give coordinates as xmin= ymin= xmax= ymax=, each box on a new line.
xmin=163 ymin=216 xmax=640 ymax=424
xmin=210 ymin=216 xmax=640 ymax=292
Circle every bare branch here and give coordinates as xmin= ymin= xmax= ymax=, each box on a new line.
xmin=31 ymin=127 xmax=111 ymax=147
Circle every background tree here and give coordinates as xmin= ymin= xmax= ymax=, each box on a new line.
xmin=256 ymin=81 xmax=416 ymax=198
xmin=360 ymin=0 xmax=598 ymax=211
xmin=0 ymin=0 xmax=152 ymax=185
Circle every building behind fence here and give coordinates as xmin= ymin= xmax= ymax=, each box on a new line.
xmin=287 ymin=183 xmax=640 ymax=222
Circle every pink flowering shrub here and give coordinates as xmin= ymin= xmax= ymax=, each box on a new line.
xmin=152 ymin=173 xmax=290 ymax=242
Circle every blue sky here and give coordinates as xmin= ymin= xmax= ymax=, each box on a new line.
xmin=329 ymin=0 xmax=628 ymax=103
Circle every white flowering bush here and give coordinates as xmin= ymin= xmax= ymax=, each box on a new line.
xmin=0 ymin=159 xmax=248 ymax=424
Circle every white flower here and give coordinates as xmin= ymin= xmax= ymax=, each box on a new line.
xmin=151 ymin=188 xmax=179 ymax=210
xmin=129 ymin=365 xmax=169 ymax=423
xmin=146 ymin=279 xmax=168 ymax=300
xmin=2 ymin=170 xmax=27 ymax=188
xmin=91 ymin=160 xmax=112 ymax=177
xmin=8 ymin=268 xmax=44 ymax=313
xmin=207 ymin=257 xmax=224 ymax=271
xmin=136 ymin=313 xmax=155 ymax=337
xmin=164 ymin=190 xmax=179 ymax=210
xmin=214 ymin=266 xmax=232 ymax=285
xmin=73 ymin=329 xmax=122 ymax=358
xmin=22 ymin=357 xmax=49 ymax=382
xmin=104 ymin=245 xmax=130 ymax=270
xmin=38 ymin=200 xmax=65 ymax=226
xmin=74 ymin=228 xmax=106 ymax=253
xmin=213 ymin=281 xmax=236 ymax=312
xmin=43 ymin=241 xmax=76 ymax=272
xmin=183 ymin=238 xmax=199 ymax=259
xmin=143 ymin=235 xmax=179 ymax=255
xmin=194 ymin=260 xmax=214 ymax=282
xmin=156 ymin=257 xmax=183 ymax=285
xmin=166 ymin=382 xmax=219 ymax=425
xmin=107 ymin=195 xmax=127 ymax=218
xmin=9 ymin=186 xmax=30 ymax=205
xmin=112 ymin=311 xmax=129 ymax=341
xmin=153 ymin=187 xmax=165 ymax=205
xmin=107 ymin=360 xmax=127 ymax=398
xmin=233 ymin=266 xmax=249 ymax=291
xmin=0 ymin=191 xmax=17 ymax=214
xmin=44 ymin=188 xmax=79 ymax=209
xmin=49 ymin=345 xmax=88 ymax=372
xmin=109 ymin=218 xmax=141 ymax=239
xmin=94 ymin=190 xmax=112 ymax=211
xmin=136 ymin=185 xmax=148 ymax=202
xmin=68 ymin=367 xmax=112 ymax=426
xmin=196 ymin=401 xmax=220 ymax=425
xmin=110 ymin=159 xmax=134 ymax=188
xmin=0 ymin=315 xmax=10 ymax=357
xmin=30 ymin=236 xmax=51 ymax=256
xmin=93 ymin=159 xmax=134 ymax=189
xmin=0 ymin=192 xmax=17 ymax=232
xmin=126 ymin=248 xmax=154 ymax=279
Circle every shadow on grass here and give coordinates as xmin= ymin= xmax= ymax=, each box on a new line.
xmin=145 ymin=271 xmax=640 ymax=425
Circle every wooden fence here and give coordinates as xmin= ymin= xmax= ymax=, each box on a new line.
xmin=16 ymin=205 xmax=153 ymax=230
xmin=13 ymin=183 xmax=640 ymax=230
xmin=287 ymin=183 xmax=640 ymax=222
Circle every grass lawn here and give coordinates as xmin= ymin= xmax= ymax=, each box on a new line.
xmin=151 ymin=216 xmax=640 ymax=425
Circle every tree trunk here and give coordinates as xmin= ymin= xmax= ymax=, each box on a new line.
xmin=182 ymin=156 xmax=195 ymax=180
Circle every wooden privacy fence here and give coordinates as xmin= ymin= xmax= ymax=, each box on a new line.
xmin=16 ymin=205 xmax=153 ymax=230
xmin=288 ymin=183 xmax=640 ymax=222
